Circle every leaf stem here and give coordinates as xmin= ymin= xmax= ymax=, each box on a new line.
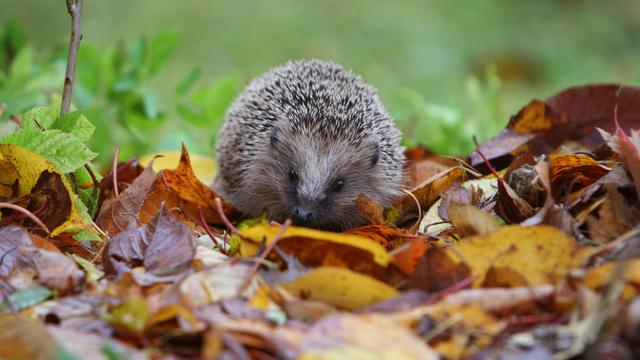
xmin=0 ymin=202 xmax=51 ymax=235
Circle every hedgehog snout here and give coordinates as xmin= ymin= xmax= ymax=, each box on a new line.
xmin=292 ymin=206 xmax=314 ymax=226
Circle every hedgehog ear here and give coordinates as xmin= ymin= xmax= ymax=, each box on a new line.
xmin=369 ymin=143 xmax=379 ymax=169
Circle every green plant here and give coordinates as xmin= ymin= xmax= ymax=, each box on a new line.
xmin=390 ymin=65 xmax=505 ymax=156
xmin=0 ymin=20 xmax=241 ymax=168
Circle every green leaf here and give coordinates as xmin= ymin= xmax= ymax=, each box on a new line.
xmin=71 ymin=254 xmax=104 ymax=283
xmin=147 ymin=28 xmax=181 ymax=76
xmin=106 ymin=298 xmax=150 ymax=333
xmin=0 ymin=285 xmax=52 ymax=312
xmin=72 ymin=192 xmax=93 ymax=223
xmin=2 ymin=19 xmax=26 ymax=59
xmin=175 ymin=67 xmax=202 ymax=96
xmin=1 ymin=129 xmax=97 ymax=173
xmin=52 ymin=111 xmax=96 ymax=142
xmin=8 ymin=46 xmax=34 ymax=79
xmin=187 ymin=75 xmax=239 ymax=128
xmin=21 ymin=106 xmax=58 ymax=130
xmin=101 ymin=344 xmax=132 ymax=360
xmin=73 ymin=163 xmax=103 ymax=185
xmin=71 ymin=229 xmax=103 ymax=243
xmin=142 ymin=91 xmax=161 ymax=119
xmin=77 ymin=186 xmax=100 ymax=218
xmin=55 ymin=347 xmax=82 ymax=360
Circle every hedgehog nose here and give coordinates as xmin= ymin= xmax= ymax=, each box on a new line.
xmin=292 ymin=207 xmax=313 ymax=226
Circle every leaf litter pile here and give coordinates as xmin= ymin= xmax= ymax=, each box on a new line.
xmin=1 ymin=84 xmax=640 ymax=360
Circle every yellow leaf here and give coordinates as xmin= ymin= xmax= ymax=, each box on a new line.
xmin=282 ymin=266 xmax=398 ymax=310
xmin=0 ymin=144 xmax=95 ymax=237
xmin=146 ymin=304 xmax=201 ymax=328
xmin=447 ymin=225 xmax=577 ymax=287
xmin=584 ymin=259 xmax=640 ymax=299
xmin=241 ymin=224 xmax=391 ymax=267
xmin=423 ymin=304 xmax=504 ymax=359
xmin=139 ymin=150 xmax=217 ymax=185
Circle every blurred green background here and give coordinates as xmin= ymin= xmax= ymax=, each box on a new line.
xmin=1 ymin=0 xmax=639 ymax=166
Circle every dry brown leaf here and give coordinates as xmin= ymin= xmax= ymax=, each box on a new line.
xmin=399 ymin=166 xmax=466 ymax=227
xmin=300 ymin=313 xmax=439 ymax=359
xmin=356 ymin=193 xmax=384 ymax=225
xmin=549 ymin=153 xmax=609 ymax=200
xmin=0 ymin=313 xmax=57 ymax=360
xmin=105 ymin=204 xmax=196 ymax=283
xmin=140 ymin=144 xmax=238 ymax=226
xmin=96 ymin=164 xmax=158 ymax=236
xmin=406 ymin=246 xmax=471 ymax=292
xmin=345 ymin=224 xmax=411 ymax=250
xmin=448 ymin=202 xmax=500 ymax=237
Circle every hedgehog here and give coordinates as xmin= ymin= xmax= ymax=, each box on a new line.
xmin=213 ymin=59 xmax=405 ymax=230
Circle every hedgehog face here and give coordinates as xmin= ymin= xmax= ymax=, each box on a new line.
xmin=251 ymin=130 xmax=380 ymax=230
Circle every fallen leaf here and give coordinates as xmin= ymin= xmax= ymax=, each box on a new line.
xmin=448 ymin=202 xmax=500 ymax=237
xmin=390 ymin=238 xmax=429 ymax=275
xmin=282 ymin=266 xmax=399 ymax=310
xmin=584 ymin=259 xmax=640 ymax=299
xmin=399 ymin=166 xmax=466 ymax=227
xmin=47 ymin=326 xmax=148 ymax=360
xmin=356 ymin=194 xmax=384 ymax=225
xmin=420 ymin=177 xmax=498 ymax=236
xmin=96 ymin=164 xmax=158 ymax=236
xmin=345 ymin=224 xmax=411 ymax=250
xmin=140 ymin=145 xmax=238 ymax=227
xmin=179 ymin=263 xmax=258 ymax=308
xmin=549 ymin=153 xmax=609 ymax=200
xmin=0 ymin=313 xmax=57 ymax=360
xmin=105 ymin=204 xmax=196 ymax=282
xmin=0 ymin=144 xmax=94 ymax=236
xmin=139 ymin=149 xmax=217 ymax=185
xmin=405 ymin=246 xmax=471 ymax=293
xmin=300 ymin=313 xmax=439 ymax=359
xmin=447 ymin=225 xmax=578 ymax=287
xmin=241 ymin=224 xmax=404 ymax=284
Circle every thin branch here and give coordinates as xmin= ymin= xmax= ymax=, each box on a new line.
xmin=83 ymin=164 xmax=100 ymax=189
xmin=236 ymin=219 xmax=291 ymax=296
xmin=112 ymin=148 xmax=120 ymax=197
xmin=215 ymin=197 xmax=241 ymax=235
xmin=60 ymin=0 xmax=83 ymax=115
xmin=0 ymin=202 xmax=51 ymax=235
xmin=197 ymin=207 xmax=220 ymax=246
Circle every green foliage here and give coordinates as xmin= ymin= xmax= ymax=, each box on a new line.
xmin=1 ymin=128 xmax=97 ymax=173
xmin=391 ymin=65 xmax=505 ymax=155
xmin=0 ymin=21 xmax=243 ymax=167
xmin=0 ymin=284 xmax=52 ymax=312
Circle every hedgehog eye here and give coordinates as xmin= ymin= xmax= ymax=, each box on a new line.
xmin=289 ymin=169 xmax=298 ymax=182
xmin=332 ymin=178 xmax=345 ymax=192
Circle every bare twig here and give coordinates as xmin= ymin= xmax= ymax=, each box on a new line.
xmin=402 ymin=188 xmax=422 ymax=232
xmin=198 ymin=206 xmax=228 ymax=251
xmin=236 ymin=219 xmax=292 ymax=296
xmin=0 ymin=202 xmax=51 ymax=235
xmin=112 ymin=148 xmax=120 ymax=197
xmin=215 ymin=197 xmax=241 ymax=235
xmin=60 ymin=0 xmax=83 ymax=115
xmin=83 ymin=163 xmax=100 ymax=189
